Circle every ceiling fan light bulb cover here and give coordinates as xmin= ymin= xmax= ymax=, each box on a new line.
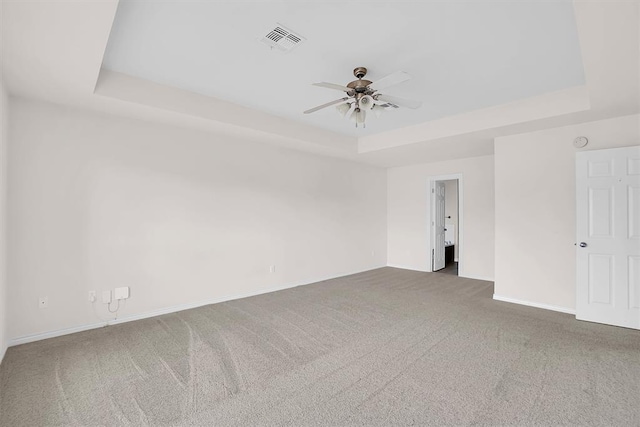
xmin=372 ymin=104 xmax=385 ymax=118
xmin=356 ymin=110 xmax=366 ymax=124
xmin=336 ymin=103 xmax=351 ymax=116
xmin=359 ymin=95 xmax=374 ymax=111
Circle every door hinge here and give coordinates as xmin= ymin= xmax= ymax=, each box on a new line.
xmin=432 ymin=249 xmax=434 ymax=270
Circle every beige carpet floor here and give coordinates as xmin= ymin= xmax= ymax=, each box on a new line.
xmin=1 ymin=267 xmax=639 ymax=426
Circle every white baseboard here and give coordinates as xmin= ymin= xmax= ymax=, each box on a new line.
xmin=493 ymin=294 xmax=576 ymax=315
xmin=461 ymin=274 xmax=494 ymax=282
xmin=9 ymin=322 xmax=107 ymax=347
xmin=0 ymin=343 xmax=6 ymax=366
xmin=8 ymin=265 xmax=386 ymax=347
xmin=387 ymin=264 xmax=494 ymax=282
xmin=386 ymin=263 xmax=429 ymax=272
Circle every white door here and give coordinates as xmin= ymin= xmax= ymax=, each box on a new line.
xmin=576 ymin=145 xmax=640 ymax=329
xmin=432 ymin=181 xmax=446 ymax=271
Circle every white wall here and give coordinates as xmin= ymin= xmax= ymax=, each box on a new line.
xmin=0 ymin=76 xmax=8 ymax=361
xmin=387 ymin=155 xmax=495 ymax=280
xmin=7 ymin=99 xmax=387 ymax=341
xmin=494 ymin=114 xmax=640 ymax=311
xmin=443 ymin=179 xmax=459 ymax=260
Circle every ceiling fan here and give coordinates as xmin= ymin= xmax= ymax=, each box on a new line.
xmin=304 ymin=67 xmax=422 ymax=128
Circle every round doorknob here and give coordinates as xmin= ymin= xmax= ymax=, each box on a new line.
xmin=579 ymin=242 xmax=588 ymax=248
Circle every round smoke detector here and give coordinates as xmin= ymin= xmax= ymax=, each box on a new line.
xmin=573 ymin=136 xmax=589 ymax=148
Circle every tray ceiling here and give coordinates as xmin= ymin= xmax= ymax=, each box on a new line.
xmin=102 ymin=0 xmax=585 ymax=137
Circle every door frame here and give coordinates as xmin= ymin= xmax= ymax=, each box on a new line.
xmin=429 ymin=173 xmax=464 ymax=276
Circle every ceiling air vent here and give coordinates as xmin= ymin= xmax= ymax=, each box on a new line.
xmin=260 ymin=24 xmax=305 ymax=53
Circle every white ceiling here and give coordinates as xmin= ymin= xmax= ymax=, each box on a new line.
xmin=102 ymin=0 xmax=586 ymax=137
xmin=1 ymin=1 xmax=638 ymax=167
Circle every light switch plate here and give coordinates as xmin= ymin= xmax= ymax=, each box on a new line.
xmin=114 ymin=286 xmax=130 ymax=300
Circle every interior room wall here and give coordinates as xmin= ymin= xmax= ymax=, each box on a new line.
xmin=443 ymin=179 xmax=459 ymax=260
xmin=7 ymin=98 xmax=388 ymax=343
xmin=0 ymin=77 xmax=8 ymax=362
xmin=494 ymin=113 xmax=640 ymax=311
xmin=387 ymin=155 xmax=495 ymax=281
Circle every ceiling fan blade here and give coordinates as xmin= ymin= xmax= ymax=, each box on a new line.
xmin=312 ymin=82 xmax=353 ymax=92
xmin=375 ymin=94 xmax=422 ymax=109
xmin=373 ymin=99 xmax=398 ymax=109
xmin=304 ymin=97 xmax=350 ymax=114
xmin=368 ymin=71 xmax=412 ymax=91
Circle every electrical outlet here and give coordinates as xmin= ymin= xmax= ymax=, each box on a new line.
xmin=38 ymin=296 xmax=48 ymax=309
xmin=102 ymin=290 xmax=112 ymax=304
xmin=88 ymin=291 xmax=96 ymax=303
xmin=269 ymin=265 xmax=276 ymax=273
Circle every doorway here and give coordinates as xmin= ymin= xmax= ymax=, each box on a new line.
xmin=430 ymin=174 xmax=463 ymax=276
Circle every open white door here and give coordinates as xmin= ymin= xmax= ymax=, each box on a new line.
xmin=576 ymin=146 xmax=640 ymax=329
xmin=432 ymin=181 xmax=446 ymax=271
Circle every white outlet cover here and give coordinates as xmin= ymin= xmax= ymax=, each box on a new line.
xmin=114 ymin=286 xmax=130 ymax=300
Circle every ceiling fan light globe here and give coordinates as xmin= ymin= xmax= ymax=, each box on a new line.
xmin=356 ymin=109 xmax=366 ymax=125
xmin=372 ymin=104 xmax=385 ymax=118
xmin=336 ymin=103 xmax=351 ymax=116
xmin=359 ymin=95 xmax=374 ymax=111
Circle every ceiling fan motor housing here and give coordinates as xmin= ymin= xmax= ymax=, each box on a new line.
xmin=347 ymin=80 xmax=373 ymax=93
xmin=348 ymin=67 xmax=372 ymax=93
